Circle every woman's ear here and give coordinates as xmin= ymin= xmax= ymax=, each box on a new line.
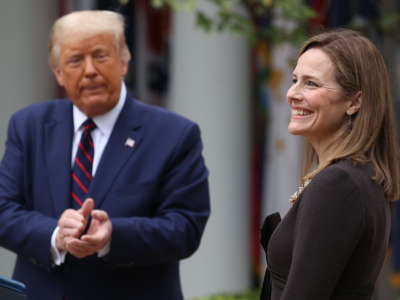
xmin=346 ymin=91 xmax=362 ymax=116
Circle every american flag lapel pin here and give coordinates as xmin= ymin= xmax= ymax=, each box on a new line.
xmin=125 ymin=137 xmax=135 ymax=148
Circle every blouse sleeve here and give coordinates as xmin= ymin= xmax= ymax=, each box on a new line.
xmin=280 ymin=165 xmax=365 ymax=300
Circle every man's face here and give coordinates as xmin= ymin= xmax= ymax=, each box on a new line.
xmin=52 ymin=33 xmax=128 ymax=117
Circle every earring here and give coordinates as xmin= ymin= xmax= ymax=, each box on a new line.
xmin=347 ymin=114 xmax=352 ymax=133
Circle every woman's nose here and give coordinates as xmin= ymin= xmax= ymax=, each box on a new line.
xmin=286 ymin=84 xmax=302 ymax=104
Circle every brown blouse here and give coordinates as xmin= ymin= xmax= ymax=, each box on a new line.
xmin=266 ymin=159 xmax=391 ymax=300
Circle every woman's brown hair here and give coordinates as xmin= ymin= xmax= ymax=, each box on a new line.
xmin=299 ymin=29 xmax=399 ymax=201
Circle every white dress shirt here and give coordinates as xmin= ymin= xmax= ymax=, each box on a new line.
xmin=50 ymin=83 xmax=127 ymax=265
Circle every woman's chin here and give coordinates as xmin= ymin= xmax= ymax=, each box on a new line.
xmin=288 ymin=125 xmax=306 ymax=137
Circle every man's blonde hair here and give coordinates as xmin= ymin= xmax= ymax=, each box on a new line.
xmin=48 ymin=10 xmax=131 ymax=67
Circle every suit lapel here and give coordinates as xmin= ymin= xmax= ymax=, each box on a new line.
xmin=45 ymin=102 xmax=74 ymax=217
xmin=89 ymin=96 xmax=143 ymax=209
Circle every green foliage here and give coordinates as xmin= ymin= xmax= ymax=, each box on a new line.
xmin=150 ymin=0 xmax=314 ymax=46
xmin=147 ymin=0 xmax=400 ymax=47
xmin=379 ymin=12 xmax=400 ymax=32
xmin=151 ymin=0 xmax=197 ymax=10
xmin=274 ymin=0 xmax=314 ymax=21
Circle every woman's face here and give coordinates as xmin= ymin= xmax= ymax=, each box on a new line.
xmin=287 ymin=48 xmax=351 ymax=151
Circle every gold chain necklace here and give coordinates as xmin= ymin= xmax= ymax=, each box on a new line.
xmin=289 ymin=179 xmax=311 ymax=204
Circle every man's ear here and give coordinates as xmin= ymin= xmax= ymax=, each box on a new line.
xmin=346 ymin=91 xmax=362 ymax=116
xmin=51 ymin=65 xmax=64 ymax=87
xmin=120 ymin=60 xmax=128 ymax=78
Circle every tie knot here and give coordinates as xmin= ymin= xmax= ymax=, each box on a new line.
xmin=82 ymin=119 xmax=96 ymax=133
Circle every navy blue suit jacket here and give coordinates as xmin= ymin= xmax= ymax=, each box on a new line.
xmin=0 ymin=95 xmax=210 ymax=299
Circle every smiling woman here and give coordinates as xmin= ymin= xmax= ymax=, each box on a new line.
xmin=287 ymin=47 xmax=357 ymax=160
xmin=260 ymin=29 xmax=399 ymax=300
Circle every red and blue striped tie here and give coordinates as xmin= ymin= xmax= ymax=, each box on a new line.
xmin=71 ymin=119 xmax=96 ymax=208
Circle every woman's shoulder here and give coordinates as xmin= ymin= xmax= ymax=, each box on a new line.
xmin=291 ymin=160 xmax=368 ymax=248
xmin=300 ymin=159 xmax=386 ymax=215
xmin=299 ymin=159 xmax=373 ymax=212
xmin=313 ymin=159 xmax=374 ymax=191
xmin=310 ymin=160 xmax=360 ymax=192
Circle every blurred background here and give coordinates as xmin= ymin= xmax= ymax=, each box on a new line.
xmin=0 ymin=0 xmax=400 ymax=299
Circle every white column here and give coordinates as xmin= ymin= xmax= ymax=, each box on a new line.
xmin=0 ymin=0 xmax=58 ymax=276
xmin=168 ymin=3 xmax=251 ymax=298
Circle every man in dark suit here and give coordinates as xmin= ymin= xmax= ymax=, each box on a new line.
xmin=0 ymin=10 xmax=210 ymax=300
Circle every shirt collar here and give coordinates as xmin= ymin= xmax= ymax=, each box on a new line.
xmin=73 ymin=82 xmax=127 ymax=136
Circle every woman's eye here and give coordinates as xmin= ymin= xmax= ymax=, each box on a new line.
xmin=306 ymin=80 xmax=318 ymax=87
xmin=291 ymin=78 xmax=297 ymax=84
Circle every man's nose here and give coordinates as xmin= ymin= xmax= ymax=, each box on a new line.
xmin=83 ymin=57 xmax=97 ymax=77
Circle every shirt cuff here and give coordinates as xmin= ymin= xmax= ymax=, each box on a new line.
xmin=97 ymin=239 xmax=111 ymax=258
xmin=50 ymin=227 xmax=67 ymax=266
